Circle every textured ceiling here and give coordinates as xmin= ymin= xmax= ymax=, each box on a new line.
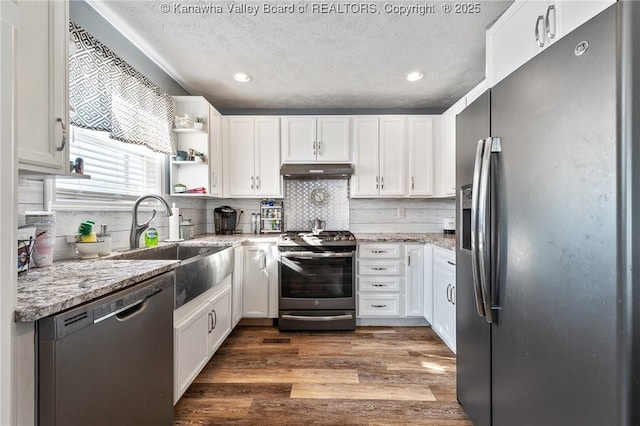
xmin=90 ymin=1 xmax=512 ymax=110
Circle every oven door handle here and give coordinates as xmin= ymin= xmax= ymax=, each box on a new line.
xmin=280 ymin=251 xmax=354 ymax=259
xmin=281 ymin=314 xmax=354 ymax=322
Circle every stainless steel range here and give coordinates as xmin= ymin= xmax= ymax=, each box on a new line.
xmin=278 ymin=231 xmax=356 ymax=331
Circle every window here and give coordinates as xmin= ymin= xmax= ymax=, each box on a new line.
xmin=54 ymin=126 xmax=164 ymax=206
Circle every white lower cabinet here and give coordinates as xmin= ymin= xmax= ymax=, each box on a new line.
xmin=243 ymin=244 xmax=279 ymax=318
xmin=431 ymin=247 xmax=456 ymax=353
xmin=405 ymin=244 xmax=424 ymax=317
xmin=357 ymin=243 xmax=409 ymax=318
xmin=423 ymin=245 xmax=434 ymax=324
xmin=358 ymin=294 xmax=400 ymax=317
xmin=174 ymin=278 xmax=232 ymax=403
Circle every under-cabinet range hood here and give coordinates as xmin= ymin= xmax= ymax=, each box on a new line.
xmin=280 ymin=163 xmax=353 ymax=179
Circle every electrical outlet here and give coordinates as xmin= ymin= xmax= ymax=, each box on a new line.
xmin=397 ymin=207 xmax=405 ymax=218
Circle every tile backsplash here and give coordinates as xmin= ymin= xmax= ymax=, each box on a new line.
xmin=18 ymin=178 xmax=456 ymax=261
xmin=284 ymin=179 xmax=349 ymax=231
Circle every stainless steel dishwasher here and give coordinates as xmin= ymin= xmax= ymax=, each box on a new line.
xmin=37 ymin=272 xmax=175 ymax=426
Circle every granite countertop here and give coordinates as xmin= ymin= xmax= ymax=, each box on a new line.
xmin=16 ymin=232 xmax=451 ymax=322
xmin=15 ymin=233 xmax=278 ymax=322
xmin=16 ymin=259 xmax=179 ymax=322
xmin=353 ymin=233 xmax=456 ymax=251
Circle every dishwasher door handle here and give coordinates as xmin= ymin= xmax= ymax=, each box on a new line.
xmin=94 ymin=288 xmax=162 ymax=324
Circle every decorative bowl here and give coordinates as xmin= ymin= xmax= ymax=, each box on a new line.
xmin=75 ymin=241 xmax=107 ymax=259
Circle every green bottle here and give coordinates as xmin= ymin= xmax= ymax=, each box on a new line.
xmin=144 ymin=227 xmax=159 ymax=247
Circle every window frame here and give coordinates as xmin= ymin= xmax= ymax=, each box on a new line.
xmin=47 ymin=126 xmax=169 ymax=212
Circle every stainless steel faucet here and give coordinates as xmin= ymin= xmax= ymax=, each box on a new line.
xmin=130 ymin=194 xmax=173 ymax=249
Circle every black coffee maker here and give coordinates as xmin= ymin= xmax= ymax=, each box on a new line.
xmin=214 ymin=206 xmax=239 ymax=234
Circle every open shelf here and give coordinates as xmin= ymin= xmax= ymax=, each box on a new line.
xmin=172 ymin=128 xmax=207 ymax=134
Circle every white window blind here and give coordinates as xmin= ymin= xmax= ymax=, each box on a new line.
xmin=56 ymin=126 xmax=163 ymax=202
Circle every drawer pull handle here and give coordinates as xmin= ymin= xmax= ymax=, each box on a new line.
xmin=371 ymin=250 xmax=387 ymax=254
xmin=372 ymin=283 xmax=387 ymax=287
xmin=371 ymin=304 xmax=387 ymax=308
xmin=447 ymin=260 xmax=456 ymax=266
xmin=372 ymin=267 xmax=387 ymax=271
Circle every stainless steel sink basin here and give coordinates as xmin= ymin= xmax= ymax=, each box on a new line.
xmin=111 ymin=244 xmax=233 ymax=309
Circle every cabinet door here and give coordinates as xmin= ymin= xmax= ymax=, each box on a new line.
xmin=405 ymin=245 xmax=424 ymax=317
xmin=208 ymin=285 xmax=232 ymax=356
xmin=379 ymin=116 xmax=406 ymax=196
xmin=407 ymin=116 xmax=435 ymax=197
xmin=433 ymin=266 xmax=456 ymax=351
xmin=423 ymin=245 xmax=434 ymax=324
xmin=487 ymin=0 xmax=547 ymax=86
xmin=351 ymin=117 xmax=380 ymax=197
xmin=209 ymin=107 xmax=223 ymax=197
xmin=281 ymin=116 xmax=316 ymax=162
xmin=254 ymin=117 xmax=282 ymax=197
xmin=558 ymin=0 xmax=614 ymax=37
xmin=232 ymin=246 xmax=244 ymax=326
xmin=174 ymin=301 xmax=210 ymax=403
xmin=243 ymin=246 xmax=270 ymax=317
xmin=17 ymin=0 xmax=68 ymax=174
xmin=317 ymin=116 xmax=351 ymax=162
xmin=225 ymin=117 xmax=255 ymax=197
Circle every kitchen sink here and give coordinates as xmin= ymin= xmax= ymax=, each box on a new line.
xmin=116 ymin=245 xmax=226 ymax=261
xmin=111 ymin=244 xmax=233 ymax=309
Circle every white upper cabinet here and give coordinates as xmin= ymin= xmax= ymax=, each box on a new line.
xmin=352 ymin=115 xmax=407 ymax=198
xmin=434 ymin=97 xmax=466 ymax=198
xmin=407 ymin=116 xmax=435 ymax=197
xmin=558 ymin=0 xmax=615 ymax=37
xmin=378 ymin=116 xmax=406 ymax=197
xmin=281 ymin=116 xmax=350 ymax=163
xmin=351 ymin=117 xmax=380 ymax=197
xmin=223 ymin=116 xmax=282 ymax=198
xmin=17 ymin=0 xmax=69 ymax=174
xmin=487 ymin=0 xmax=615 ymax=87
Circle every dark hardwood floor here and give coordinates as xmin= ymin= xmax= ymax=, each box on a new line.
xmin=173 ymin=326 xmax=471 ymax=425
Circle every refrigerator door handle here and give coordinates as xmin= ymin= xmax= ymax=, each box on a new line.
xmin=471 ymin=139 xmax=487 ymax=318
xmin=478 ymin=137 xmax=502 ymax=324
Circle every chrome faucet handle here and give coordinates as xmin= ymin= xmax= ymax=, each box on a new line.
xmin=137 ymin=210 xmax=157 ymax=231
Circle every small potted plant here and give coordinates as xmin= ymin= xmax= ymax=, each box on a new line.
xmin=194 ymin=117 xmax=205 ymax=130
xmin=189 ymin=149 xmax=206 ymax=163
xmin=174 ymin=183 xmax=187 ymax=193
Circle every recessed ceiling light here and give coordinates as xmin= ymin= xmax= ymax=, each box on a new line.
xmin=406 ymin=71 xmax=424 ymax=82
xmin=233 ymin=72 xmax=252 ymax=83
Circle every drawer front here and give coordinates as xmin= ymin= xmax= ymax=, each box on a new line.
xmin=359 ymin=276 xmax=401 ymax=292
xmin=358 ymin=294 xmax=400 ymax=316
xmin=358 ymin=260 xmax=401 ymax=276
xmin=433 ymin=247 xmax=456 ymax=272
xmin=358 ymin=244 xmax=401 ymax=259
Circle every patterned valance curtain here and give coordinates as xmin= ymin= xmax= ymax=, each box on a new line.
xmin=69 ymin=21 xmax=175 ymax=154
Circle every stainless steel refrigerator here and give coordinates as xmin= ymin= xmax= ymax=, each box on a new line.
xmin=456 ymin=3 xmax=640 ymax=425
